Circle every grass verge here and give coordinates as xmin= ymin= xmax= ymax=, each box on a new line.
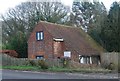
xmin=2 ymin=66 xmax=38 ymax=71
xmin=2 ymin=66 xmax=112 ymax=73
xmin=48 ymin=67 xmax=112 ymax=73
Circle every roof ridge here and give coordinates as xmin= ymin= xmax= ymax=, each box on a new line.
xmin=40 ymin=21 xmax=81 ymax=29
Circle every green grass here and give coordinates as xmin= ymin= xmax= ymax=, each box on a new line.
xmin=48 ymin=67 xmax=112 ymax=73
xmin=2 ymin=66 xmax=39 ymax=71
xmin=1 ymin=66 xmax=112 ymax=73
xmin=0 ymin=66 xmax=2 ymax=69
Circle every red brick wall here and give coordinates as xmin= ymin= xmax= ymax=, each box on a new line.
xmin=53 ymin=41 xmax=66 ymax=58
xmin=28 ymin=23 xmax=54 ymax=59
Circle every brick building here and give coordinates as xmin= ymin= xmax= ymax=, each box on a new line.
xmin=28 ymin=21 xmax=104 ymax=64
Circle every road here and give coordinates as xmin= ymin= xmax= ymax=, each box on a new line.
xmin=1 ymin=69 xmax=119 ymax=79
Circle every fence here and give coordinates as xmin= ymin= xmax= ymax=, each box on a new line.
xmin=1 ymin=53 xmax=87 ymax=68
xmin=1 ymin=54 xmax=63 ymax=67
xmin=1 ymin=54 xmax=29 ymax=66
xmin=46 ymin=59 xmax=63 ymax=67
xmin=100 ymin=52 xmax=120 ymax=70
xmin=2 ymin=53 xmax=120 ymax=70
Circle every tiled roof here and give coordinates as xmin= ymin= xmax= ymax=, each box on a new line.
xmin=0 ymin=50 xmax=18 ymax=57
xmin=37 ymin=21 xmax=105 ymax=55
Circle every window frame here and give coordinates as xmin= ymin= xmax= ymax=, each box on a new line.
xmin=36 ymin=31 xmax=44 ymax=41
xmin=36 ymin=55 xmax=44 ymax=59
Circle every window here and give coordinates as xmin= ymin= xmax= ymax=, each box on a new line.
xmin=36 ymin=31 xmax=44 ymax=41
xmin=36 ymin=55 xmax=44 ymax=59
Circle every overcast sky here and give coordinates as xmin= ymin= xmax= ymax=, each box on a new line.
xmin=0 ymin=0 xmax=120 ymax=15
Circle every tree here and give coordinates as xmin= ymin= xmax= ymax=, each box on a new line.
xmin=2 ymin=2 xmax=70 ymax=43
xmin=71 ymin=0 xmax=93 ymax=31
xmin=100 ymin=2 xmax=120 ymax=52
xmin=5 ymin=32 xmax=28 ymax=58
xmin=71 ymin=0 xmax=107 ymax=33
xmin=88 ymin=2 xmax=107 ymax=47
xmin=1 ymin=2 xmax=70 ymax=57
xmin=71 ymin=0 xmax=108 ymax=51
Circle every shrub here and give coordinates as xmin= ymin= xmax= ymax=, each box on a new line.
xmin=29 ymin=60 xmax=36 ymax=66
xmin=101 ymin=61 xmax=109 ymax=69
xmin=118 ymin=64 xmax=120 ymax=73
xmin=101 ymin=61 xmax=117 ymax=70
xmin=38 ymin=60 xmax=48 ymax=69
xmin=107 ymin=63 xmax=115 ymax=70
xmin=60 ymin=57 xmax=70 ymax=68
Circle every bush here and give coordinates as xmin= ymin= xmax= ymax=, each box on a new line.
xmin=107 ymin=63 xmax=115 ymax=70
xmin=60 ymin=57 xmax=70 ymax=68
xmin=38 ymin=60 xmax=48 ymax=69
xmin=29 ymin=60 xmax=37 ymax=66
xmin=101 ymin=61 xmax=117 ymax=70
xmin=101 ymin=61 xmax=110 ymax=69
xmin=118 ymin=64 xmax=120 ymax=73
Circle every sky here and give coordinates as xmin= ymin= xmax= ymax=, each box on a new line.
xmin=0 ymin=0 xmax=120 ymax=15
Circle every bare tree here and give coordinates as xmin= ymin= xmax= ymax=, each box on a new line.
xmin=1 ymin=2 xmax=70 ymax=44
xmin=1 ymin=2 xmax=70 ymax=57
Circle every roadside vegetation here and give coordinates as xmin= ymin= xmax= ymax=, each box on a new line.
xmin=1 ymin=54 xmax=115 ymax=73
xmin=2 ymin=66 xmax=112 ymax=73
xmin=2 ymin=66 xmax=38 ymax=71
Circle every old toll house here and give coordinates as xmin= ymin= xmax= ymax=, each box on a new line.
xmin=28 ymin=21 xmax=104 ymax=64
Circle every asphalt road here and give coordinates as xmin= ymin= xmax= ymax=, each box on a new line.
xmin=1 ymin=69 xmax=119 ymax=79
